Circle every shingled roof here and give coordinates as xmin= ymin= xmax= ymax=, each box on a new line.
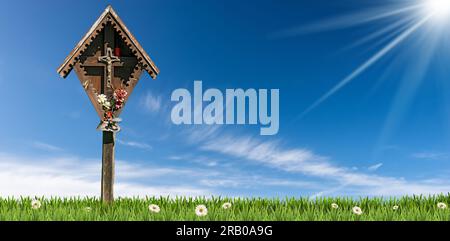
xmin=57 ymin=5 xmax=159 ymax=79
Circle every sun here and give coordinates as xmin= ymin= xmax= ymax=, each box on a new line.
xmin=423 ymin=0 xmax=450 ymax=20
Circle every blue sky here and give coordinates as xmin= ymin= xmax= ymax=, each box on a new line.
xmin=1 ymin=0 xmax=450 ymax=197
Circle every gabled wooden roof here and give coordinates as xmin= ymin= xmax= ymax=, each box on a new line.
xmin=57 ymin=5 xmax=159 ymax=79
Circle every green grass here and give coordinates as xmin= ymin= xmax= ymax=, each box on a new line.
xmin=1 ymin=195 xmax=450 ymax=221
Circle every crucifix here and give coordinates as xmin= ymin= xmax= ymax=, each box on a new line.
xmin=57 ymin=5 xmax=160 ymax=203
xmin=80 ymin=23 xmax=125 ymax=97
xmin=99 ymin=47 xmax=120 ymax=91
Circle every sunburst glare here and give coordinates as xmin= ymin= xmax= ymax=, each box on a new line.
xmin=297 ymin=0 xmax=449 ymax=119
xmin=423 ymin=0 xmax=450 ymax=20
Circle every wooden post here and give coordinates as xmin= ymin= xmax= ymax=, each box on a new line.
xmin=101 ymin=131 xmax=115 ymax=204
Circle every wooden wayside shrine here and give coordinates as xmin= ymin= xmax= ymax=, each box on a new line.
xmin=57 ymin=5 xmax=160 ymax=203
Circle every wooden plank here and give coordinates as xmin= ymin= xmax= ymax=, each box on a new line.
xmin=101 ymin=131 xmax=115 ymax=204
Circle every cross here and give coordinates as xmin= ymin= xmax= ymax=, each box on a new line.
xmin=80 ymin=23 xmax=126 ymax=97
xmin=81 ymin=47 xmax=137 ymax=97
xmin=81 ymin=47 xmax=125 ymax=96
xmin=99 ymin=47 xmax=120 ymax=91
xmin=58 ymin=5 xmax=160 ymax=204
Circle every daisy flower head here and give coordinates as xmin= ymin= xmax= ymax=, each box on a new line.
xmin=352 ymin=206 xmax=363 ymax=215
xmin=148 ymin=204 xmax=161 ymax=213
xmin=84 ymin=207 xmax=92 ymax=212
xmin=103 ymin=101 xmax=111 ymax=110
xmin=97 ymin=94 xmax=108 ymax=104
xmin=195 ymin=204 xmax=208 ymax=217
xmin=222 ymin=202 xmax=232 ymax=209
xmin=437 ymin=202 xmax=447 ymax=209
xmin=331 ymin=203 xmax=339 ymax=209
xmin=392 ymin=205 xmax=399 ymax=211
xmin=31 ymin=199 xmax=41 ymax=210
xmin=97 ymin=94 xmax=111 ymax=110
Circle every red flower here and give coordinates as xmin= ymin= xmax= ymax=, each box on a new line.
xmin=105 ymin=111 xmax=113 ymax=120
xmin=115 ymin=101 xmax=123 ymax=110
xmin=114 ymin=89 xmax=128 ymax=102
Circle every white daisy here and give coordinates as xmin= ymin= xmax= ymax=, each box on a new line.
xmin=97 ymin=94 xmax=111 ymax=110
xmin=437 ymin=202 xmax=447 ymax=209
xmin=222 ymin=202 xmax=232 ymax=209
xmin=97 ymin=94 xmax=108 ymax=104
xmin=148 ymin=204 xmax=161 ymax=213
xmin=331 ymin=203 xmax=339 ymax=209
xmin=31 ymin=199 xmax=41 ymax=210
xmin=352 ymin=206 xmax=363 ymax=215
xmin=84 ymin=207 xmax=92 ymax=212
xmin=195 ymin=204 xmax=208 ymax=217
xmin=103 ymin=101 xmax=111 ymax=110
xmin=392 ymin=205 xmax=399 ymax=211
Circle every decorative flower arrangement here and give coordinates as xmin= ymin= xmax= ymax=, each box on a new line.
xmin=97 ymin=89 xmax=128 ymax=132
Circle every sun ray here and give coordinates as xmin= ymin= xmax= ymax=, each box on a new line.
xmin=297 ymin=15 xmax=432 ymax=119
xmin=373 ymin=19 xmax=442 ymax=158
xmin=273 ymin=3 xmax=424 ymax=38
xmin=357 ymin=19 xmax=418 ymax=56
xmin=342 ymin=13 xmax=418 ymax=52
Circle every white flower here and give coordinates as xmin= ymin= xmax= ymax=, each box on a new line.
xmin=331 ymin=203 xmax=339 ymax=209
xmin=392 ymin=205 xmax=399 ymax=211
xmin=222 ymin=202 xmax=232 ymax=209
xmin=103 ymin=101 xmax=111 ymax=110
xmin=352 ymin=206 xmax=363 ymax=215
xmin=437 ymin=202 xmax=447 ymax=209
xmin=112 ymin=118 xmax=122 ymax=123
xmin=31 ymin=199 xmax=41 ymax=210
xmin=148 ymin=204 xmax=161 ymax=213
xmin=195 ymin=204 xmax=208 ymax=217
xmin=97 ymin=94 xmax=108 ymax=104
xmin=84 ymin=207 xmax=92 ymax=212
xmin=97 ymin=94 xmax=111 ymax=110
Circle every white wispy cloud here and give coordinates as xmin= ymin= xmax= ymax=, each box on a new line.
xmin=198 ymin=175 xmax=318 ymax=190
xmin=173 ymin=154 xmax=220 ymax=167
xmin=200 ymin=135 xmax=450 ymax=196
xmin=117 ymin=139 xmax=152 ymax=150
xmin=32 ymin=141 xmax=64 ymax=152
xmin=168 ymin=152 xmax=320 ymax=190
xmin=141 ymin=92 xmax=162 ymax=113
xmin=368 ymin=163 xmax=383 ymax=171
xmin=0 ymin=152 xmax=210 ymax=197
xmin=185 ymin=125 xmax=222 ymax=144
xmin=412 ymin=152 xmax=449 ymax=160
xmin=0 ymin=151 xmax=319 ymax=198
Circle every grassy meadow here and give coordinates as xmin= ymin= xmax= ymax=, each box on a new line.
xmin=0 ymin=195 xmax=450 ymax=221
